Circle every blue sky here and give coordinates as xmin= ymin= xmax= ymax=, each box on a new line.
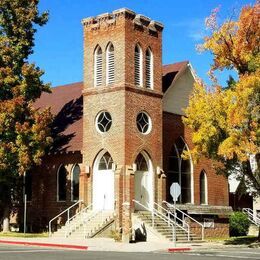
xmin=31 ymin=0 xmax=254 ymax=87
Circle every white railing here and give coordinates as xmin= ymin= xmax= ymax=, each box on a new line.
xmin=243 ymin=208 xmax=260 ymax=226
xmin=153 ymin=201 xmax=190 ymax=240
xmin=48 ymin=200 xmax=83 ymax=237
xmin=163 ymin=201 xmax=204 ymax=240
xmin=65 ymin=205 xmax=100 ymax=238
xmin=133 ymin=199 xmax=189 ymax=243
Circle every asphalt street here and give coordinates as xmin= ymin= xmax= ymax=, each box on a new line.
xmin=0 ymin=244 xmax=260 ymax=260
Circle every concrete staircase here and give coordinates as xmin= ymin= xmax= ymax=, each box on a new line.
xmin=134 ymin=211 xmax=202 ymax=242
xmin=52 ymin=210 xmax=115 ymax=239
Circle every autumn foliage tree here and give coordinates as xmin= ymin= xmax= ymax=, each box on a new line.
xmin=0 ymin=0 xmax=52 ymax=231
xmin=184 ymin=2 xmax=260 ymax=196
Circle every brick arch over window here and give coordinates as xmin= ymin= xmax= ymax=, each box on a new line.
xmin=200 ymin=170 xmax=208 ymax=205
xmin=167 ymin=137 xmax=193 ymax=203
xmin=145 ymin=47 xmax=153 ymax=89
xmin=57 ymin=165 xmax=67 ymax=201
xmin=94 ymin=45 xmax=102 ymax=87
xmin=134 ymin=43 xmax=143 ymax=86
xmin=106 ymin=42 xmax=115 ymax=85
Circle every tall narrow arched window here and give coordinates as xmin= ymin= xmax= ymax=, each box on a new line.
xmin=57 ymin=165 xmax=67 ymax=201
xmin=71 ymin=164 xmax=80 ymax=201
xmin=94 ymin=46 xmax=102 ymax=87
xmin=168 ymin=137 xmax=193 ymax=203
xmin=145 ymin=48 xmax=153 ymax=89
xmin=106 ymin=43 xmax=115 ymax=85
xmin=200 ymin=170 xmax=208 ymax=205
xmin=134 ymin=44 xmax=143 ymax=86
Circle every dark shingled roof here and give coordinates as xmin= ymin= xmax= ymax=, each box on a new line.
xmin=34 ymin=82 xmax=83 ymax=153
xmin=35 ymin=62 xmax=188 ymax=153
xmin=162 ymin=61 xmax=188 ymax=93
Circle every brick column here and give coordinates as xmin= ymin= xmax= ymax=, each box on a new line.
xmin=79 ymin=167 xmax=88 ymax=205
xmin=157 ymin=172 xmax=166 ymax=205
xmin=121 ymin=166 xmax=133 ymax=243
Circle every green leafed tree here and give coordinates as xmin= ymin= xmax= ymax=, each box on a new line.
xmin=184 ymin=2 xmax=260 ymax=197
xmin=0 ymin=0 xmax=53 ymax=232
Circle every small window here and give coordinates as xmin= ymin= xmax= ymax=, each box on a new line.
xmin=57 ymin=165 xmax=67 ymax=201
xmin=134 ymin=44 xmax=143 ymax=86
xmin=145 ymin=48 xmax=153 ymax=88
xmin=136 ymin=112 xmax=152 ymax=134
xmin=135 ymin=153 xmax=148 ymax=171
xmin=200 ymin=170 xmax=208 ymax=205
xmin=96 ymin=111 xmax=112 ymax=133
xmin=71 ymin=164 xmax=80 ymax=201
xmin=106 ymin=43 xmax=115 ymax=85
xmin=98 ymin=152 xmax=113 ymax=170
xmin=94 ymin=46 xmax=102 ymax=87
xmin=25 ymin=172 xmax=32 ymax=201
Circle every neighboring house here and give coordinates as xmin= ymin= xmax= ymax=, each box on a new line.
xmin=19 ymin=8 xmax=232 ymax=240
xmin=229 ymin=154 xmax=259 ymax=221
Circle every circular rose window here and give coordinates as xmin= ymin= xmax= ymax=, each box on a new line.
xmin=136 ymin=112 xmax=152 ymax=134
xmin=96 ymin=111 xmax=112 ymax=133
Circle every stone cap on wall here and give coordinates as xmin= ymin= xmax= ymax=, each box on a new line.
xmin=81 ymin=7 xmax=164 ymax=32
xmin=166 ymin=203 xmax=233 ymax=215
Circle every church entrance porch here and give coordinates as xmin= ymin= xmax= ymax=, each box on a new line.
xmin=93 ymin=150 xmax=115 ymax=210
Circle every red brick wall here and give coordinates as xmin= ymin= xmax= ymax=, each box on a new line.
xmin=25 ymin=152 xmax=82 ymax=231
xmin=163 ymin=112 xmax=229 ymax=206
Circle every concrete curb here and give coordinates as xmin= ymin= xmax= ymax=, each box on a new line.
xmin=168 ymin=247 xmax=191 ymax=252
xmin=0 ymin=240 xmax=88 ymax=250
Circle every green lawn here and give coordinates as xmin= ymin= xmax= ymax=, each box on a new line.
xmin=0 ymin=232 xmax=48 ymax=238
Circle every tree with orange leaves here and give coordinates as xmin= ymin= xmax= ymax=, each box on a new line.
xmin=0 ymin=0 xmax=53 ymax=232
xmin=184 ymin=1 xmax=260 ymax=198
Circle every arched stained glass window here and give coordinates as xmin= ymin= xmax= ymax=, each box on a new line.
xmin=168 ymin=137 xmax=192 ymax=203
xmin=200 ymin=170 xmax=208 ymax=205
xmin=135 ymin=153 xmax=148 ymax=171
xmin=98 ymin=152 xmax=113 ymax=170
xmin=71 ymin=164 xmax=80 ymax=201
xmin=57 ymin=165 xmax=67 ymax=201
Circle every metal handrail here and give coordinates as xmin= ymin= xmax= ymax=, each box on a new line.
xmin=163 ymin=200 xmax=204 ymax=240
xmin=154 ymin=201 xmax=190 ymax=240
xmin=133 ymin=200 xmax=176 ymax=242
xmin=243 ymin=208 xmax=260 ymax=226
xmin=48 ymin=200 xmax=83 ymax=237
xmin=65 ymin=206 xmax=98 ymax=238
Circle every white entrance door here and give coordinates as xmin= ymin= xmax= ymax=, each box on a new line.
xmin=135 ymin=170 xmax=150 ymax=210
xmin=93 ymin=169 xmax=114 ymax=210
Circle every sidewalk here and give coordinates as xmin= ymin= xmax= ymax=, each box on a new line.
xmin=0 ymin=236 xmax=249 ymax=252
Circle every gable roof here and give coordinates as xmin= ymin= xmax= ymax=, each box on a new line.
xmin=162 ymin=61 xmax=189 ymax=93
xmin=35 ymin=61 xmax=188 ymax=153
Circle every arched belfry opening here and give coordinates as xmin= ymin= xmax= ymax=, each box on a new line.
xmin=93 ymin=150 xmax=115 ymax=210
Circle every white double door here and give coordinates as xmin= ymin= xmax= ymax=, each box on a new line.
xmin=135 ymin=170 xmax=152 ymax=210
xmin=93 ymin=169 xmax=114 ymax=210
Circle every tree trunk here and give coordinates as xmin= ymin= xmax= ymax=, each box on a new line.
xmin=2 ymin=206 xmax=10 ymax=233
xmin=258 ymin=226 xmax=260 ymax=242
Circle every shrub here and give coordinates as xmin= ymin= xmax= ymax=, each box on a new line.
xmin=229 ymin=212 xmax=250 ymax=237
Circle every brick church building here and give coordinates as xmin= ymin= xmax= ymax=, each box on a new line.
xmin=22 ymin=8 xmax=232 ymax=241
